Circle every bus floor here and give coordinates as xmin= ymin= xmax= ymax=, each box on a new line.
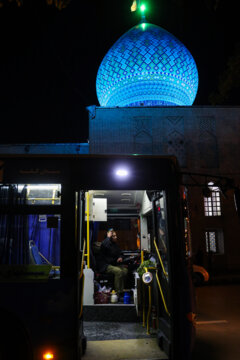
xmin=82 ymin=321 xmax=167 ymax=360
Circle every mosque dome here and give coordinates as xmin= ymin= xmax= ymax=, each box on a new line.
xmin=96 ymin=22 xmax=198 ymax=107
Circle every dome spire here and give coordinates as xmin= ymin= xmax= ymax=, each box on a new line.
xmin=131 ymin=1 xmax=147 ymax=23
xmin=140 ymin=3 xmax=147 ymax=23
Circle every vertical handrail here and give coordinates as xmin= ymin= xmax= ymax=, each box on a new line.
xmin=154 ymin=238 xmax=168 ymax=278
xmin=86 ymin=192 xmax=90 ymax=268
xmin=80 ymin=240 xmax=86 ymax=280
xmin=156 ymin=270 xmax=170 ymax=317
xmin=147 ymin=285 xmax=152 ymax=335
xmin=79 ymin=240 xmax=86 ymax=319
xmin=75 ymin=193 xmax=78 ymax=247
xmin=142 ymin=285 xmax=146 ymax=327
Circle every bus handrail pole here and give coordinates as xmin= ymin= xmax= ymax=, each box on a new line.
xmin=38 ymin=251 xmax=52 ymax=265
xmin=79 ymin=240 xmax=86 ymax=319
xmin=144 ymin=267 xmax=152 ymax=335
xmin=154 ymin=238 xmax=168 ymax=278
xmin=147 ymin=285 xmax=152 ymax=335
xmin=156 ymin=270 xmax=170 ymax=317
xmin=86 ymin=192 xmax=90 ymax=268
xmin=142 ymin=286 xmax=146 ymax=327
xmin=80 ymin=240 xmax=86 ymax=279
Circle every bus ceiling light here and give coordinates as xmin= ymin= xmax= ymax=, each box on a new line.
xmin=43 ymin=352 xmax=54 ymax=360
xmin=115 ymin=169 xmax=129 ymax=177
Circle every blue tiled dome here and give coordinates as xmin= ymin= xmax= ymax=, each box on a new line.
xmin=96 ymin=23 xmax=198 ymax=107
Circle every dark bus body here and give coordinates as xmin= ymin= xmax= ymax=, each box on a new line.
xmin=0 ymin=154 xmax=195 ymax=360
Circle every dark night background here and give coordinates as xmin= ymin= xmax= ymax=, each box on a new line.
xmin=0 ymin=0 xmax=239 ymax=144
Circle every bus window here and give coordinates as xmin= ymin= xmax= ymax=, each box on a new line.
xmin=24 ymin=184 xmax=61 ymax=205
xmin=0 ymin=184 xmax=61 ymax=280
xmin=95 ymin=219 xmax=139 ymax=250
xmin=0 ymin=184 xmax=61 ymax=205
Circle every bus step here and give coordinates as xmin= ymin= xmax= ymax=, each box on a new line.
xmin=83 ymin=304 xmax=140 ymax=322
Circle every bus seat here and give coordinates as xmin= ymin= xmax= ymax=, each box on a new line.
xmin=94 ymin=272 xmax=114 ymax=289
xmin=29 ymin=240 xmax=60 ymax=277
xmin=92 ymin=242 xmax=114 ymax=288
xmin=29 ymin=240 xmax=45 ymax=265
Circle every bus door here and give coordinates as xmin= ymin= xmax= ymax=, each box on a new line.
xmin=150 ymin=188 xmax=195 ymax=360
xmin=148 ymin=190 xmax=172 ymax=357
xmin=75 ymin=190 xmax=87 ymax=357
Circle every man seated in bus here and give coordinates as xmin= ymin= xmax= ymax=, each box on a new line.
xmin=98 ymin=229 xmax=128 ymax=296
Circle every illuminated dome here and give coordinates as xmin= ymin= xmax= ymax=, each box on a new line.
xmin=96 ymin=23 xmax=198 ymax=107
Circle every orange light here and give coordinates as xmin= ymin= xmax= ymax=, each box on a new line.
xmin=43 ymin=352 xmax=54 ymax=360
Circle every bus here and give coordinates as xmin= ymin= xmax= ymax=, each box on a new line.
xmin=0 ymin=154 xmax=195 ymax=360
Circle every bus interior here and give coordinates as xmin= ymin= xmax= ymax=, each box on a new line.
xmin=80 ymin=188 xmax=171 ymax=360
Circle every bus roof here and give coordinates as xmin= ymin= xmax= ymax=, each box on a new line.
xmin=0 ymin=154 xmax=180 ymax=190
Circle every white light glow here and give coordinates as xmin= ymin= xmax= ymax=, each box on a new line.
xmin=208 ymin=182 xmax=219 ymax=192
xmin=116 ymin=169 xmax=128 ymax=177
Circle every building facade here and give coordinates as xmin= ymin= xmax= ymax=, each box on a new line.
xmin=89 ymin=105 xmax=240 ymax=274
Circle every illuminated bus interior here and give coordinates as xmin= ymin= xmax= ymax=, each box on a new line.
xmin=0 ymin=184 xmax=61 ymax=279
xmin=82 ymin=189 xmax=170 ymax=359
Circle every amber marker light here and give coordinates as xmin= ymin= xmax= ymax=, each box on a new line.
xmin=43 ymin=352 xmax=54 ymax=360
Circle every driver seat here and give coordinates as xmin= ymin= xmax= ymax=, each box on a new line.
xmin=92 ymin=241 xmax=114 ymax=288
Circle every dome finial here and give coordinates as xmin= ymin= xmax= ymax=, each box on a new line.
xmin=140 ymin=3 xmax=147 ymax=22
xmin=131 ymin=1 xmax=147 ymax=22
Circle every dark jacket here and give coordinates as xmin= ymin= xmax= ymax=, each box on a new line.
xmin=97 ymin=237 xmax=122 ymax=273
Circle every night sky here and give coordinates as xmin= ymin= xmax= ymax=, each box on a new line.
xmin=0 ymin=0 xmax=239 ymax=144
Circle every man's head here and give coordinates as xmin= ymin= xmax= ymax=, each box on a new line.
xmin=107 ymin=228 xmax=114 ymax=238
xmin=111 ymin=231 xmax=118 ymax=243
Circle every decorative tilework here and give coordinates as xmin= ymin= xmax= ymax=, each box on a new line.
xmin=198 ymin=116 xmax=219 ymax=168
xmin=96 ymin=23 xmax=198 ymax=107
xmin=133 ymin=116 xmax=153 ymax=154
xmin=165 ymin=116 xmax=186 ymax=166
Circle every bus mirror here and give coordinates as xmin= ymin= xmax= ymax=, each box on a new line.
xmin=234 ymin=188 xmax=240 ymax=217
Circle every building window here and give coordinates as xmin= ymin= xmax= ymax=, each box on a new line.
xmin=205 ymin=230 xmax=224 ymax=254
xmin=204 ymin=191 xmax=221 ymax=216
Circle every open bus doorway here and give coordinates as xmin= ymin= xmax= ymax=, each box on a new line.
xmin=78 ymin=189 xmax=171 ymax=360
